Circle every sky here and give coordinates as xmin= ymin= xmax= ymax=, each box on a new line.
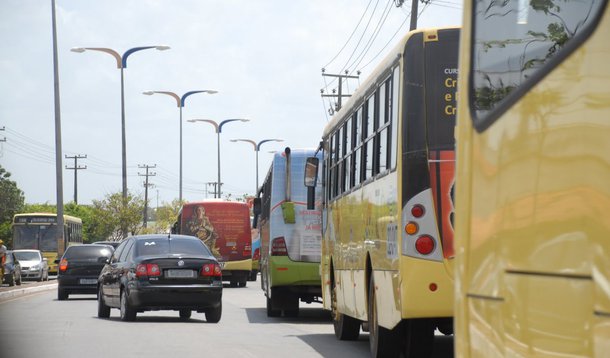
xmin=0 ymin=0 xmax=462 ymax=207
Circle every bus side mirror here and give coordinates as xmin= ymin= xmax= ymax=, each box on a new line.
xmin=304 ymin=157 xmax=319 ymax=210
xmin=253 ymin=198 xmax=262 ymax=216
xmin=304 ymin=157 xmax=319 ymax=188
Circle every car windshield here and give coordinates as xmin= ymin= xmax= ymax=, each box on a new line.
xmin=64 ymin=246 xmax=113 ymax=260
xmin=14 ymin=251 xmax=41 ymax=261
xmin=135 ymin=238 xmax=210 ymax=257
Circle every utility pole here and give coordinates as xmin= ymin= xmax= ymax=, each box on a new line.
xmin=321 ymin=70 xmax=359 ymax=113
xmin=206 ymin=182 xmax=219 ymax=199
xmin=138 ymin=164 xmax=156 ymax=228
xmin=410 ymin=0 xmax=419 ymax=30
xmin=65 ymin=154 xmax=87 ymax=204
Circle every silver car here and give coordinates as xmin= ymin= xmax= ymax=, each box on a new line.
xmin=13 ymin=249 xmax=49 ymax=281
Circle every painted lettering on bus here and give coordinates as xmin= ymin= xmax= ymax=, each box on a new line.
xmin=444 ymin=68 xmax=458 ymax=116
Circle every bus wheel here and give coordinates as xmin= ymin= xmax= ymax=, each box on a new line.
xmin=368 ymin=275 xmax=400 ymax=357
xmin=332 ymin=278 xmax=360 ymax=340
xmin=266 ymin=296 xmax=281 ymax=317
xmin=402 ymin=319 xmax=434 ymax=358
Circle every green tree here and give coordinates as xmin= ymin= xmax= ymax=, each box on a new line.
xmin=151 ymin=199 xmax=183 ymax=234
xmin=90 ymin=192 xmax=144 ymax=241
xmin=0 ymin=165 xmax=25 ymax=246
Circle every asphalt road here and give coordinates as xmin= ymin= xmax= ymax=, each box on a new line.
xmin=0 ymin=276 xmax=453 ymax=357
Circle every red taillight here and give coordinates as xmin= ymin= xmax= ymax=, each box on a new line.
xmin=415 ymin=235 xmax=435 ymax=255
xmin=253 ymin=248 xmax=260 ymax=261
xmin=271 ymin=237 xmax=288 ymax=256
xmin=136 ymin=263 xmax=161 ymax=277
xmin=201 ymin=263 xmax=222 ymax=277
xmin=59 ymin=258 xmax=68 ymax=272
xmin=411 ymin=204 xmax=425 ymax=218
xmin=243 ymin=244 xmax=252 ymax=257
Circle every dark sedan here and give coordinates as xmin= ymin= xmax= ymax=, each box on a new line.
xmin=97 ymin=234 xmax=223 ymax=322
xmin=56 ymin=244 xmax=114 ymax=300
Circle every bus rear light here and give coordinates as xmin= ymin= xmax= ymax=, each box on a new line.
xmin=201 ymin=263 xmax=222 ymax=277
xmin=271 ymin=237 xmax=288 ymax=256
xmin=59 ymin=258 xmax=68 ymax=272
xmin=411 ymin=205 xmax=425 ymax=218
xmin=243 ymin=244 xmax=252 ymax=257
xmin=136 ymin=264 xmax=161 ymax=277
xmin=405 ymin=222 xmax=418 ymax=235
xmin=415 ymin=235 xmax=435 ymax=255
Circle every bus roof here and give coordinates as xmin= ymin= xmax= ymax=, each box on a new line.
xmin=13 ymin=212 xmax=82 ymax=224
xmin=322 ymin=26 xmax=460 ymax=139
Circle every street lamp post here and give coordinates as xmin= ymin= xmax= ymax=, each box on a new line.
xmin=143 ymin=90 xmax=218 ymax=203
xmin=230 ymin=138 xmax=283 ymax=194
xmin=71 ymin=45 xmax=170 ymax=199
xmin=187 ymin=118 xmax=250 ymax=198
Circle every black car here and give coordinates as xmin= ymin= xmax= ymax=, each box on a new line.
xmin=91 ymin=241 xmax=122 ymax=249
xmin=3 ymin=251 xmax=22 ymax=286
xmin=97 ymin=234 xmax=223 ymax=322
xmin=56 ymin=244 xmax=114 ymax=300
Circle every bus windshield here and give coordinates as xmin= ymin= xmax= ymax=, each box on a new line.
xmin=13 ymin=225 xmax=60 ymax=251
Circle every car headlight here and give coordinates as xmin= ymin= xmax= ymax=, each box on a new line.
xmin=31 ymin=264 xmax=41 ymax=270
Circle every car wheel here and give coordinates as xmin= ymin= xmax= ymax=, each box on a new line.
xmin=179 ymin=309 xmax=192 ymax=320
xmin=238 ymin=278 xmax=247 ymax=287
xmin=205 ymin=302 xmax=222 ymax=323
xmin=97 ymin=286 xmax=111 ymax=318
xmin=57 ymin=288 xmax=68 ymax=301
xmin=120 ymin=289 xmax=137 ymax=322
xmin=230 ymin=280 xmax=238 ymax=288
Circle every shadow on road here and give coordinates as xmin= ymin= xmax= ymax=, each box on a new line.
xmin=295 ymin=333 xmax=454 ymax=358
xmin=244 ymin=306 xmax=331 ymax=324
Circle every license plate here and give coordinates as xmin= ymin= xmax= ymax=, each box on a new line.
xmin=166 ymin=269 xmax=195 ymax=278
xmin=79 ymin=279 xmax=97 ymax=285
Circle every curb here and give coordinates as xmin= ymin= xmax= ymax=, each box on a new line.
xmin=0 ymin=283 xmax=57 ymax=301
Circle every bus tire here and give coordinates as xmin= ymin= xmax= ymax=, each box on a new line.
xmin=266 ymin=296 xmax=281 ymax=317
xmin=368 ymin=275 xmax=400 ymax=357
xmin=332 ymin=279 xmax=360 ymax=340
xmin=402 ymin=319 xmax=434 ymax=358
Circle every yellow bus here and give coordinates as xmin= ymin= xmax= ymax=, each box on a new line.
xmin=305 ymin=26 xmax=459 ymax=357
xmin=12 ymin=213 xmax=83 ymax=274
xmin=454 ymin=0 xmax=610 ymax=356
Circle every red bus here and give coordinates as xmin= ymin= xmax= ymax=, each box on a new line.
xmin=173 ymin=200 xmax=252 ymax=287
